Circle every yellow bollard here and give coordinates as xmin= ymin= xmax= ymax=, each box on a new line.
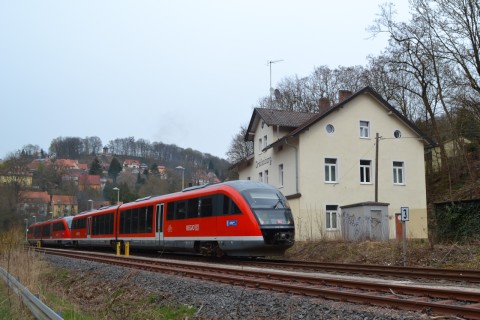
xmin=37 ymin=241 xmax=41 ymax=248
xmin=116 ymin=242 xmax=121 ymax=256
xmin=125 ymin=242 xmax=130 ymax=257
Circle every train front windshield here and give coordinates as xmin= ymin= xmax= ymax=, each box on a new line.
xmin=242 ymin=188 xmax=294 ymax=226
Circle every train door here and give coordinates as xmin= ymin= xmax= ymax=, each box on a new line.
xmin=156 ymin=203 xmax=164 ymax=247
xmin=87 ymin=216 xmax=92 ymax=240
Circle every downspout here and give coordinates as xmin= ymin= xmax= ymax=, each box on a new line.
xmin=285 ymin=138 xmax=299 ymax=195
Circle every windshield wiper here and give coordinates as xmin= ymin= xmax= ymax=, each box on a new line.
xmin=273 ymin=198 xmax=284 ymax=209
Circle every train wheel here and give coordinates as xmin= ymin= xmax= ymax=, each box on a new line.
xmin=200 ymin=242 xmax=224 ymax=257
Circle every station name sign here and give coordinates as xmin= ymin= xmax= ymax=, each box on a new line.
xmin=255 ymin=157 xmax=272 ymax=168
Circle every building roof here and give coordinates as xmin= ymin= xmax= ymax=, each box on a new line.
xmin=123 ymin=159 xmax=140 ymax=166
xmin=78 ymin=174 xmax=101 ymax=185
xmin=245 ymin=108 xmax=317 ymax=141
xmin=268 ymin=86 xmax=437 ymax=150
xmin=19 ymin=191 xmax=50 ymax=203
xmin=52 ymin=194 xmax=78 ymax=205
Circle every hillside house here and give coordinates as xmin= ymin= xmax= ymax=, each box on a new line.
xmin=52 ymin=194 xmax=78 ymax=218
xmin=77 ymin=174 xmax=101 ymax=191
xmin=233 ymin=87 xmax=435 ymax=241
xmin=17 ymin=191 xmax=50 ymax=218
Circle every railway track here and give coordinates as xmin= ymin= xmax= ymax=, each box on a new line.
xmin=33 ymin=247 xmax=480 ymax=319
xmin=239 ymin=259 xmax=480 ymax=283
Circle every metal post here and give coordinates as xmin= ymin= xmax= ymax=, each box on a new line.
xmin=402 ymin=221 xmax=407 ymax=266
xmin=125 ymin=242 xmax=130 ymax=256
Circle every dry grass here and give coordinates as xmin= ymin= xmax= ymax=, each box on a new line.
xmin=0 ymin=227 xmax=44 ymax=320
xmin=284 ymin=239 xmax=480 ymax=269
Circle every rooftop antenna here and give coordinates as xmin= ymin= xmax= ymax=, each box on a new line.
xmin=267 ymin=59 xmax=283 ymax=103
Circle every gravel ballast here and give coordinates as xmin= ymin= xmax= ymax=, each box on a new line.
xmin=45 ymin=255 xmax=430 ymax=319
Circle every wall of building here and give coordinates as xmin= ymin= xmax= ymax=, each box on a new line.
xmin=297 ymin=94 xmax=428 ymax=240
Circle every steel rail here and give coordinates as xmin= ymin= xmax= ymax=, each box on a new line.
xmin=38 ymin=248 xmax=480 ymax=319
xmin=242 ymin=259 xmax=480 ymax=282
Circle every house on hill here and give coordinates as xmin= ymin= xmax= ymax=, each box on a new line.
xmin=77 ymin=174 xmax=101 ymax=191
xmin=17 ymin=191 xmax=50 ymax=218
xmin=52 ymin=194 xmax=77 ymax=218
xmin=123 ymin=159 xmax=140 ymax=169
xmin=232 ymin=87 xmax=435 ymax=241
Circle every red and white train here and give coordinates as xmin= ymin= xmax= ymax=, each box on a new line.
xmin=27 ymin=216 xmax=73 ymax=247
xmin=27 ymin=180 xmax=295 ymax=257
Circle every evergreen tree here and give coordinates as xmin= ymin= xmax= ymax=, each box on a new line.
xmin=89 ymin=157 xmax=103 ymax=175
xmin=108 ymin=157 xmax=123 ymax=183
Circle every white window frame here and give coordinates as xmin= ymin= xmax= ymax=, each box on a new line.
xmin=258 ymin=138 xmax=263 ymax=153
xmin=263 ymin=135 xmax=268 ymax=148
xmin=324 ymin=158 xmax=337 ymax=183
xmin=360 ymin=120 xmax=370 ymax=138
xmin=264 ymin=170 xmax=269 ymax=184
xmin=326 ymin=204 xmax=338 ymax=230
xmin=278 ymin=164 xmax=284 ymax=187
xmin=393 ymin=161 xmax=405 ymax=185
xmin=258 ymin=172 xmax=263 ymax=182
xmin=360 ymin=159 xmax=372 ymax=184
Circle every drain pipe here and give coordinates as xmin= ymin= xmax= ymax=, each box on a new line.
xmin=285 ymin=138 xmax=299 ymax=194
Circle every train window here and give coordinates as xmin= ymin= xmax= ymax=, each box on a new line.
xmin=72 ymin=218 xmax=85 ymax=230
xmin=175 ymin=201 xmax=186 ymax=219
xmin=187 ymin=198 xmax=199 ymax=218
xmin=119 ymin=206 xmax=153 ymax=233
xmin=222 ymin=195 xmax=241 ymax=215
xmin=145 ymin=206 xmax=153 ymax=232
xmin=53 ymin=222 xmax=65 ymax=232
xmin=34 ymin=227 xmax=41 ymax=237
xmin=199 ymin=197 xmax=213 ymax=217
xmin=107 ymin=213 xmax=114 ymax=234
xmin=131 ymin=208 xmax=140 ymax=233
xmin=120 ymin=209 xmax=131 ymax=234
xmin=166 ymin=203 xmax=174 ymax=220
xmin=243 ymin=189 xmax=288 ymax=209
xmin=93 ymin=213 xmax=113 ymax=235
xmin=42 ymin=225 xmax=51 ymax=237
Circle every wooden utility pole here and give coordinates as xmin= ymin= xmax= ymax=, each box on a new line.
xmin=375 ymin=133 xmax=379 ymax=202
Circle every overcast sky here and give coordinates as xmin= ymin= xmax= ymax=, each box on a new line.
xmin=0 ymin=1 xmax=410 ymax=160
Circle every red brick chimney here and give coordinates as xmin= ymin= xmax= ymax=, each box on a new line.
xmin=338 ymin=90 xmax=353 ymax=102
xmin=318 ymin=97 xmax=331 ymax=114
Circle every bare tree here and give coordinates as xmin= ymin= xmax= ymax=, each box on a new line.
xmin=226 ymin=125 xmax=254 ymax=164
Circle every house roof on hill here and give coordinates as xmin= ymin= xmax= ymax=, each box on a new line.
xmin=20 ymin=191 xmax=50 ymax=203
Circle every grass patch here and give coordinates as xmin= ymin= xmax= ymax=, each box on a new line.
xmin=0 ymin=281 xmax=33 ymax=320
xmin=38 ymin=265 xmax=197 ymax=319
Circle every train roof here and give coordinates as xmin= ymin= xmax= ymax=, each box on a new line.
xmin=68 ymin=181 xmax=281 ymax=214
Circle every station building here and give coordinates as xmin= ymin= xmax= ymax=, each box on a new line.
xmin=233 ymin=87 xmax=435 ymax=241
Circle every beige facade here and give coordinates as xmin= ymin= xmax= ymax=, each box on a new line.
xmin=236 ymin=87 xmax=434 ymax=241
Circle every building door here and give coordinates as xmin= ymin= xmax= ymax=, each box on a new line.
xmin=395 ymin=213 xmax=402 ymax=240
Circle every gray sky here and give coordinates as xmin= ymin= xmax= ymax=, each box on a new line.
xmin=0 ymin=1 xmax=409 ymax=160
